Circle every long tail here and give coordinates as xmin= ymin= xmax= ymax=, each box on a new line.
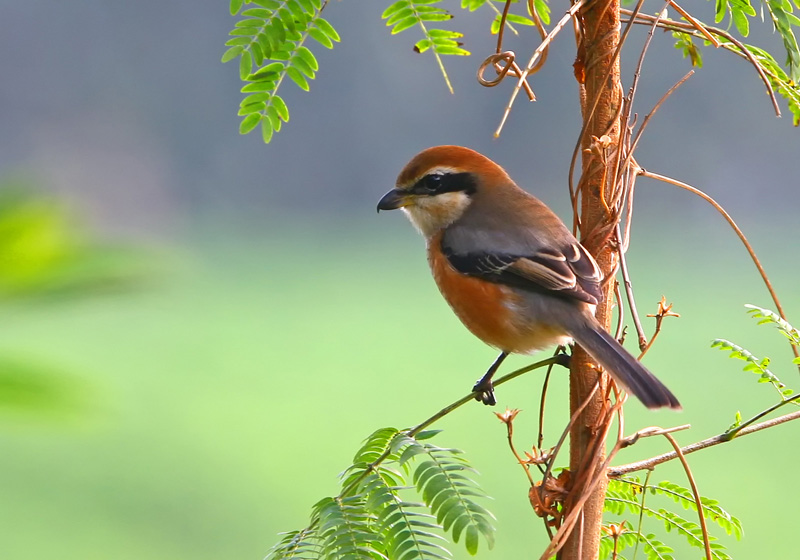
xmin=571 ymin=322 xmax=681 ymax=410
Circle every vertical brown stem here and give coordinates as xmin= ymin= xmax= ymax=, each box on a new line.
xmin=563 ymin=0 xmax=623 ymax=557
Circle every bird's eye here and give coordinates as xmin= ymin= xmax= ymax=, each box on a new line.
xmin=423 ymin=174 xmax=443 ymax=192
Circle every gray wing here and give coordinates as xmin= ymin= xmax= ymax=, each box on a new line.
xmin=441 ymin=225 xmax=603 ymax=305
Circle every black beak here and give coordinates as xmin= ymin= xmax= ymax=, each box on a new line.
xmin=376 ymin=188 xmax=411 ymax=212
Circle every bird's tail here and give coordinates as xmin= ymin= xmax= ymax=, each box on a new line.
xmin=571 ymin=322 xmax=681 ymax=410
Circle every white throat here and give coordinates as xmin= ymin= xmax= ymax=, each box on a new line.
xmin=402 ymin=191 xmax=472 ymax=238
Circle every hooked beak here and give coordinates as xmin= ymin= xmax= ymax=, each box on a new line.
xmin=377 ymin=188 xmax=413 ymax=212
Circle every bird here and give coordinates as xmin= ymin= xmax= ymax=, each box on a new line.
xmin=377 ymin=145 xmax=680 ymax=410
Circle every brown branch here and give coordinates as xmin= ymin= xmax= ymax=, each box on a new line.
xmin=609 ymin=408 xmax=800 ymax=476
xmin=495 ymin=0 xmax=590 ymax=138
xmin=620 ymin=10 xmax=781 ymax=116
xmin=616 ymin=224 xmax=647 ymax=350
xmin=541 ymin=399 xmax=625 ymax=559
xmin=567 ymin=0 xmax=648 ymax=234
xmin=638 ymin=168 xmax=800 ymax=365
xmin=666 ymin=0 xmax=720 ymax=47
xmin=663 ymin=432 xmax=713 ymax=560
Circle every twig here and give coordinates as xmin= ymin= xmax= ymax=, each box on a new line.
xmin=638 ymin=297 xmax=679 ymax=360
xmin=538 ymin=348 xmax=562 ymax=452
xmin=540 ymin=399 xmax=625 ymax=559
xmin=631 ymin=469 xmax=653 ymax=560
xmin=620 ymin=10 xmax=780 ymax=116
xmin=725 ymin=392 xmax=800 ymax=440
xmin=616 ymin=223 xmax=647 ymax=351
xmin=541 ymin=381 xmax=600 ymax=490
xmin=613 ymin=280 xmax=625 ymax=341
xmin=638 ymin=168 xmax=800 ymax=365
xmin=567 ymin=0 xmax=648 ymax=233
xmin=407 ymin=354 xmax=568 ymax=437
xmin=667 ymin=0 xmax=720 ymax=47
xmin=495 ymin=0 xmax=589 ymax=138
xmin=663 ymin=432 xmax=712 ymax=560
xmin=611 ymin=0 xmax=671 ymax=216
xmin=497 ymin=409 xmax=536 ymax=485
xmin=609 ymin=407 xmax=800 ymax=476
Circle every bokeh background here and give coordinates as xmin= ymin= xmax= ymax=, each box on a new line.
xmin=1 ymin=1 xmax=798 ymax=558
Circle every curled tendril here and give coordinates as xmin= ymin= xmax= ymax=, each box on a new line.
xmin=476 ymin=0 xmax=549 ymax=102
xmin=477 ymin=52 xmax=536 ymax=100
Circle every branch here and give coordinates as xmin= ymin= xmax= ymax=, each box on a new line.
xmin=639 ymin=168 xmax=800 ymax=366
xmin=620 ymin=10 xmax=781 ymax=116
xmin=663 ymin=432 xmax=712 ymax=560
xmin=609 ymin=408 xmax=800 ymax=476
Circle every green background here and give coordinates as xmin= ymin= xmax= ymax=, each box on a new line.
xmin=0 ymin=223 xmax=797 ymax=559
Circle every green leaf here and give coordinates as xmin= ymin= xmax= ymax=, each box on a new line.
xmin=296 ymin=46 xmax=319 ymax=71
xmin=241 ymin=93 xmax=271 ymax=106
xmin=386 ymin=7 xmax=414 ymax=26
xmin=292 ymin=56 xmax=316 ymax=79
xmin=277 ymin=8 xmax=297 ymax=34
xmin=418 ymin=12 xmax=453 ymax=23
xmin=391 ymin=16 xmax=418 ymax=34
xmin=715 ymin=0 xmax=727 ymax=23
xmin=506 ymin=13 xmax=534 ymax=25
xmin=221 ymin=45 xmax=243 ymax=63
xmin=230 ymin=0 xmax=244 ymax=15
xmin=298 ymin=0 xmax=317 ymax=14
xmin=229 ymin=27 xmax=259 ymax=36
xmin=239 ymin=50 xmax=252 ymax=80
xmin=534 ymin=0 xmax=551 ymax=25
xmin=251 ymin=42 xmax=264 ymax=66
xmin=286 ymin=66 xmax=310 ymax=91
xmin=250 ymin=61 xmax=284 ymax=79
xmin=271 ymin=50 xmax=292 ymax=60
xmin=261 ymin=118 xmax=274 ymax=143
xmin=272 ymin=95 xmax=290 ymax=121
xmin=415 ymin=38 xmax=433 ymax=53
xmin=241 ymin=81 xmax=276 ymax=93
xmin=732 ymin=8 xmax=750 ymax=36
xmin=382 ymin=0 xmax=410 ymax=18
xmin=265 ymin=105 xmax=282 ymax=131
xmin=315 ymin=17 xmax=341 ymax=41
xmin=234 ymin=18 xmax=266 ymax=28
xmin=434 ymin=44 xmax=470 ymax=55
xmin=241 ymin=8 xmax=273 ymax=18
xmin=238 ymin=101 xmax=265 ymax=115
xmin=225 ymin=37 xmax=252 ymax=47
xmin=309 ymin=26 xmax=334 ymax=48
xmin=239 ymin=113 xmax=262 ymax=134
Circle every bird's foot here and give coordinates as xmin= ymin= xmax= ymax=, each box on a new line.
xmin=472 ymin=378 xmax=496 ymax=406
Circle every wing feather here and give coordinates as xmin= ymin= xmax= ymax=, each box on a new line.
xmin=442 ymin=241 xmax=602 ymax=305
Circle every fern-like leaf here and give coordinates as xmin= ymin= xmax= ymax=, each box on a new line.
xmin=315 ymin=496 xmax=387 ymax=559
xmin=745 ymin=304 xmax=800 ymax=346
xmin=763 ymin=0 xmax=800 ymax=82
xmin=224 ymin=0 xmax=341 ymax=143
xmin=382 ymin=0 xmax=469 ymax=93
xmin=265 ymin=429 xmax=493 ymax=560
xmin=360 ymin=471 xmax=452 ymax=560
xmin=650 ymin=481 xmax=743 ymax=539
xmin=265 ymin=527 xmax=323 ymax=560
xmin=711 ymin=338 xmax=791 ymax=398
xmin=400 ymin=439 xmax=495 ymax=555
xmin=743 ymin=43 xmax=800 ymax=126
xmin=605 ymin=478 xmax=740 ymax=560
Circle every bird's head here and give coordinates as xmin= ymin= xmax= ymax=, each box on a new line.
xmin=377 ymin=145 xmax=512 ymax=237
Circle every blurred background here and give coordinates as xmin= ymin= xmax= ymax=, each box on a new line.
xmin=0 ymin=1 xmax=798 ymax=558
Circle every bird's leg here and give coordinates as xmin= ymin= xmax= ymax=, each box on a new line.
xmin=472 ymin=351 xmax=509 ymax=406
